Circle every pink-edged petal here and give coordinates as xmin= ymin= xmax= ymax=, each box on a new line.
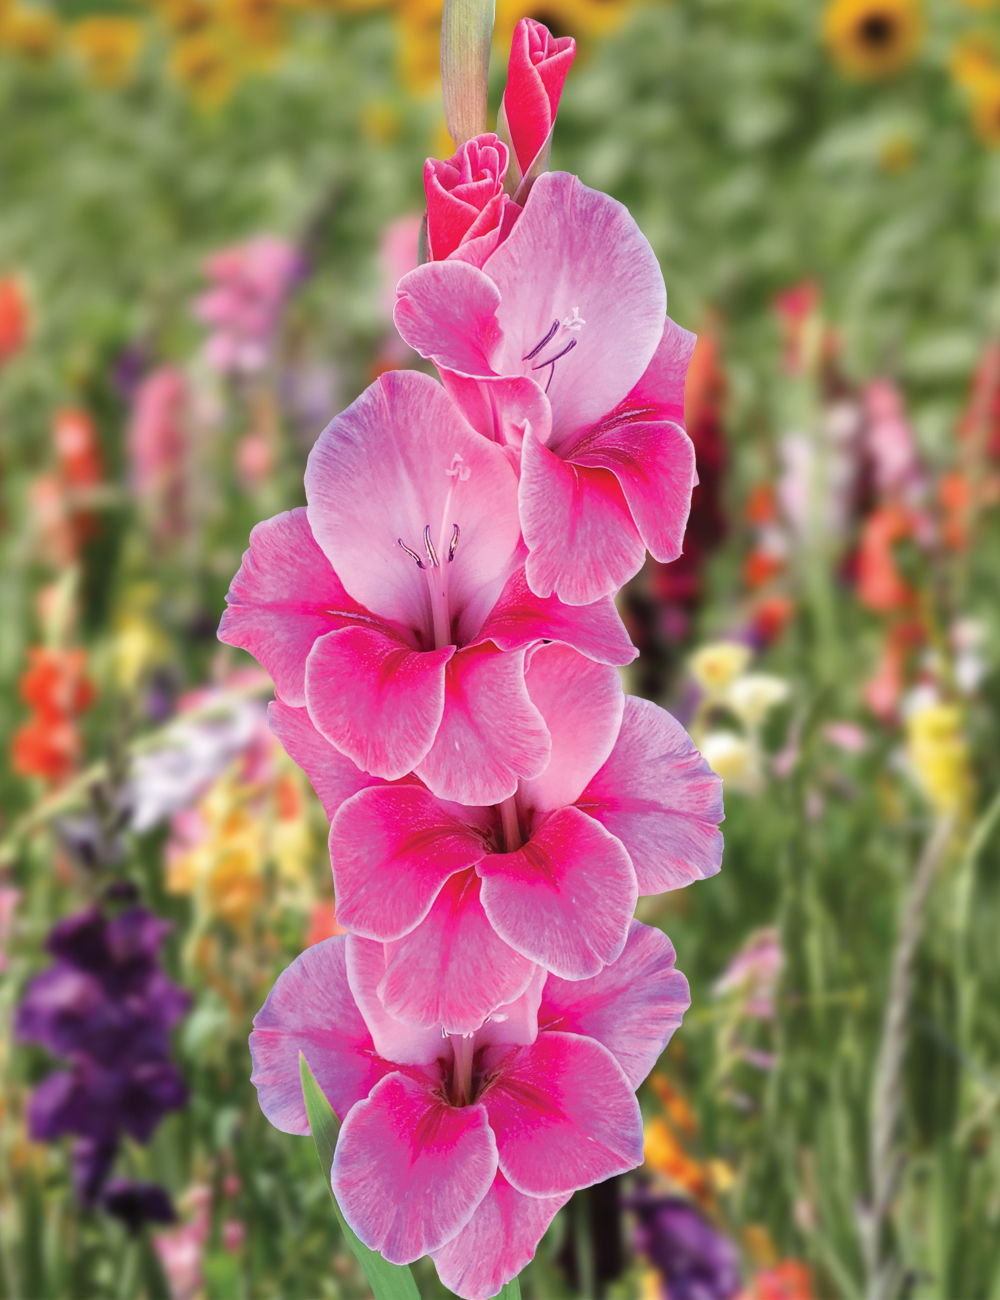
xmin=431 ymin=1171 xmax=569 ymax=1300
xmin=218 ymin=508 xmax=368 ymax=706
xmin=305 ymin=370 xmax=521 ymax=635
xmin=438 ymin=371 xmax=551 ymax=449
xmin=484 ymin=173 xmax=666 ymax=439
xmin=332 ymin=1072 xmax=497 ymax=1264
xmin=520 ymin=426 xmax=646 ymax=605
xmin=622 ymin=315 xmax=696 ymax=430
xmin=474 ymin=567 xmax=636 ymax=667
xmin=481 ymin=1031 xmax=642 ymax=1197
xmin=379 ymin=870 xmax=537 ymax=1035
xmin=539 ymin=920 xmax=690 ymax=1088
xmin=477 ymin=806 xmax=636 ymax=979
xmin=415 ymin=644 xmax=550 ymax=806
xmin=394 ymin=261 xmax=501 ymax=381
xmin=267 ymin=701 xmax=383 ymax=822
xmin=305 ymin=626 xmax=453 ymax=781
xmin=518 ymin=644 xmax=623 ymax=815
xmin=569 ymin=419 xmax=696 ymax=564
xmin=345 ymin=935 xmax=446 ymax=1067
xmin=249 ymin=936 xmax=387 ymax=1133
xmin=577 ymin=696 xmax=724 ymax=894
xmin=330 ymin=785 xmax=486 ymax=940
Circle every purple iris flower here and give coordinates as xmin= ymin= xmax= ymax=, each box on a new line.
xmin=629 ymin=1193 xmax=742 ymax=1300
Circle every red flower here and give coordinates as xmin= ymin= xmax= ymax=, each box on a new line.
xmin=0 ymin=277 xmax=28 ymax=365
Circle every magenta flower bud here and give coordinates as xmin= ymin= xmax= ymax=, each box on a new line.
xmin=424 ymin=133 xmax=521 ymax=266
xmin=501 ymin=18 xmax=576 ymax=182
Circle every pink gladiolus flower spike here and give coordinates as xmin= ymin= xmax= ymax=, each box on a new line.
xmin=249 ymin=921 xmax=689 ymax=1298
xmin=394 ymin=172 xmax=698 ymax=604
xmin=501 ymin=18 xmax=576 ymax=185
xmin=424 ymin=134 xmax=522 ymax=268
xmin=218 ymin=370 xmax=636 ymax=807
xmin=268 ymin=642 xmax=722 ymax=1029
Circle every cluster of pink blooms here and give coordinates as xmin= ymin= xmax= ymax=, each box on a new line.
xmin=195 ymin=235 xmax=303 ymax=375
xmin=219 ymin=19 xmax=724 ymax=1299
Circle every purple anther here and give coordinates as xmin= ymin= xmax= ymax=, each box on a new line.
xmin=398 ymin=538 xmax=425 ymax=569
xmin=448 ymin=524 xmax=460 ymax=562
xmin=522 ymin=320 xmax=559 ymax=362
xmin=423 ymin=525 xmax=440 ymax=568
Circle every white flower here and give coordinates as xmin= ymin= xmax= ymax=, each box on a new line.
xmin=725 ymin=673 xmax=790 ymax=728
xmin=700 ymin=730 xmax=761 ymax=792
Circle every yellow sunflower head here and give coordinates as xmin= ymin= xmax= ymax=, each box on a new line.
xmin=220 ymin=0 xmax=286 ymax=56
xmin=971 ymin=69 xmax=1000 ymax=144
xmin=0 ymin=4 xmax=60 ymax=58
xmin=950 ymin=31 xmax=999 ymax=91
xmin=70 ymin=16 xmax=144 ymax=87
xmin=822 ymin=0 xmax=923 ymax=79
xmin=169 ymin=30 xmax=240 ymax=106
xmin=395 ymin=0 xmax=441 ymax=95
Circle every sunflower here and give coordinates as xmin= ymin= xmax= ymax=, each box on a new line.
xmin=169 ymin=30 xmax=240 ymax=106
xmin=0 ymin=4 xmax=60 ymax=58
xmin=950 ymin=30 xmax=999 ymax=91
xmin=220 ymin=0 xmax=286 ymax=57
xmin=822 ymin=0 xmax=923 ymax=79
xmin=69 ymin=16 xmax=144 ymax=86
xmin=493 ymin=0 xmax=634 ymax=49
xmin=971 ymin=69 xmax=1000 ymax=145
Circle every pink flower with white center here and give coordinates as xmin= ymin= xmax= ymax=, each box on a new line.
xmin=424 ymin=134 xmax=521 ymax=267
xmin=249 ymin=921 xmax=688 ymax=1298
xmin=195 ymin=235 xmax=302 ymax=375
xmin=218 ymin=370 xmax=636 ymax=806
xmin=267 ymin=642 xmax=721 ymax=1028
xmin=500 ymin=18 xmax=576 ymax=186
xmin=393 ymin=171 xmax=697 ymax=605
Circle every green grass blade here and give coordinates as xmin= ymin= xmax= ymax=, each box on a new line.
xmin=299 ymin=1053 xmax=421 ymax=1300
xmin=497 ymin=1278 xmax=522 ymax=1299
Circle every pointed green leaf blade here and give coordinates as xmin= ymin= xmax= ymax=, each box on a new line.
xmin=299 ymin=1054 xmax=421 ymax=1300
xmin=497 ymin=1278 xmax=522 ymax=1299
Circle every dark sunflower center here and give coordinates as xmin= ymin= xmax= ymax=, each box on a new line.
xmin=859 ymin=13 xmax=897 ymax=47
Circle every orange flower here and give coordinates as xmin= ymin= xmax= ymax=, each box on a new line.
xmin=745 ymin=483 xmax=777 ymax=526
xmin=857 ymin=504 xmax=915 ymax=612
xmin=746 ymin=1260 xmax=816 ymax=1300
xmin=939 ymin=470 xmax=972 ymax=550
xmin=19 ymin=647 xmax=94 ymax=720
xmin=11 ymin=715 xmax=81 ymax=782
xmin=642 ymin=1117 xmax=713 ymax=1202
xmin=744 ymin=549 xmax=784 ymax=590
xmin=752 ymin=595 xmax=793 ymax=645
xmin=0 ymin=277 xmax=28 ymax=364
xmin=53 ymin=408 xmax=102 ymax=490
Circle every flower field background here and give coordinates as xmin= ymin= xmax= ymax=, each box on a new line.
xmin=2 ymin=0 xmax=1000 ymax=1296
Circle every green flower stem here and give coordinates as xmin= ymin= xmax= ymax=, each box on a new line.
xmin=441 ymin=0 xmax=495 ymax=147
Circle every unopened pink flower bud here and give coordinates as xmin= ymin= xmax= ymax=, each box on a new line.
xmin=423 ymin=134 xmax=520 ymax=266
xmin=501 ymin=18 xmax=575 ymax=181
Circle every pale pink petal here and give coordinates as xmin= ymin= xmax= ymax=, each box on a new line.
xmin=394 ymin=261 xmax=502 ymax=382
xmin=569 ymin=418 xmax=696 ymax=564
xmin=344 ymin=935 xmax=447 ymax=1067
xmin=477 ymin=806 xmax=636 ymax=979
xmin=305 ymin=626 xmax=453 ymax=780
xmin=518 ymin=644 xmax=623 ymax=815
xmin=415 ymin=644 xmax=550 ymax=806
xmin=538 ymin=920 xmax=689 ymax=1087
xmin=305 ymin=370 xmax=520 ymax=635
xmin=218 ymin=508 xmax=368 ymax=706
xmin=330 ymin=785 xmax=486 ymax=940
xmin=249 ymin=937 xmax=388 ymax=1132
xmin=484 ymin=173 xmax=666 ymax=440
xmin=577 ymin=696 xmax=724 ymax=894
xmin=520 ymin=426 xmax=646 ymax=605
xmin=332 ymin=1072 xmax=497 ymax=1264
xmin=475 ymin=567 xmax=636 ymax=667
xmin=431 ymin=1171 xmax=569 ymax=1300
xmin=379 ymin=871 xmax=536 ymax=1035
xmin=267 ymin=701 xmax=382 ymax=822
xmin=438 ymin=370 xmax=551 ymax=447
xmin=482 ymin=1032 xmax=642 ymax=1197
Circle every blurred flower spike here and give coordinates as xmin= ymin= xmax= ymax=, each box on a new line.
xmin=195 ymin=235 xmax=303 ymax=373
xmin=0 ymin=276 xmax=29 ymax=364
xmin=11 ymin=647 xmax=95 ymax=784
xmin=822 ymin=0 xmax=923 ymax=78
xmin=905 ymin=700 xmax=974 ymax=816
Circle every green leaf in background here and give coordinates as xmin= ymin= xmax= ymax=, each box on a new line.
xmin=298 ymin=1053 xmax=422 ymax=1300
xmin=496 ymin=1278 xmax=521 ymax=1299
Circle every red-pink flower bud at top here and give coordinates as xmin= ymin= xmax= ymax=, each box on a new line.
xmin=424 ymin=134 xmax=521 ymax=266
xmin=501 ymin=18 xmax=576 ymax=181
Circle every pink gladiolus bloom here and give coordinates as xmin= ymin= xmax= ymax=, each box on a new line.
xmin=218 ymin=370 xmax=636 ymax=806
xmin=127 ymin=367 xmax=186 ymax=541
xmin=424 ymin=134 xmax=521 ymax=267
xmin=249 ymin=921 xmax=689 ymax=1297
xmin=713 ymin=927 xmax=782 ymax=1021
xmin=267 ymin=642 xmax=721 ymax=1026
xmin=394 ymin=172 xmax=697 ymax=604
xmin=501 ymin=18 xmax=576 ymax=183
xmin=195 ymin=236 xmax=302 ymax=375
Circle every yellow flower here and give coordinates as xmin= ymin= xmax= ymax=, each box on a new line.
xmin=906 ymin=703 xmax=974 ymax=814
xmin=822 ymin=0 xmax=923 ymax=79
xmin=395 ymin=0 xmax=441 ymax=95
xmin=112 ymin=613 xmax=166 ymax=692
xmin=221 ymin=0 xmax=285 ymax=57
xmin=70 ymin=16 xmax=144 ymax=86
xmin=725 ymin=673 xmax=789 ymax=728
xmin=970 ymin=70 xmax=1000 ymax=145
xmin=158 ymin=0 xmax=216 ymax=39
xmin=361 ymin=99 xmax=402 ymax=144
xmin=950 ymin=31 xmax=998 ymax=91
xmin=170 ymin=30 xmax=240 ymax=106
xmin=1 ymin=4 xmax=60 ymax=58
xmin=689 ymin=641 xmax=752 ymax=695
xmin=643 ymin=1117 xmax=712 ymax=1200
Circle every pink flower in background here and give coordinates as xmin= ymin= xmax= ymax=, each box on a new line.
xmin=154 ymin=1184 xmax=211 ymax=1300
xmin=249 ymin=922 xmax=688 ymax=1297
xmin=424 ymin=134 xmax=521 ymax=266
xmin=373 ymin=214 xmax=423 ymax=375
xmin=268 ymin=641 xmax=721 ymax=1028
xmin=713 ymin=927 xmax=782 ymax=1020
xmin=219 ymin=369 xmax=636 ymax=805
xmin=0 ymin=887 xmax=21 ymax=973
xmin=195 ymin=236 xmax=303 ymax=375
xmin=864 ymin=379 xmax=925 ymax=506
xmin=127 ymin=367 xmax=186 ymax=540
xmin=500 ymin=18 xmax=576 ymax=184
xmin=395 ymin=172 xmax=697 ymax=604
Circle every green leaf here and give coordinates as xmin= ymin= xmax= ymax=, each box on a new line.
xmin=496 ymin=1279 xmax=522 ymax=1300
xmin=299 ymin=1053 xmax=421 ymax=1300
